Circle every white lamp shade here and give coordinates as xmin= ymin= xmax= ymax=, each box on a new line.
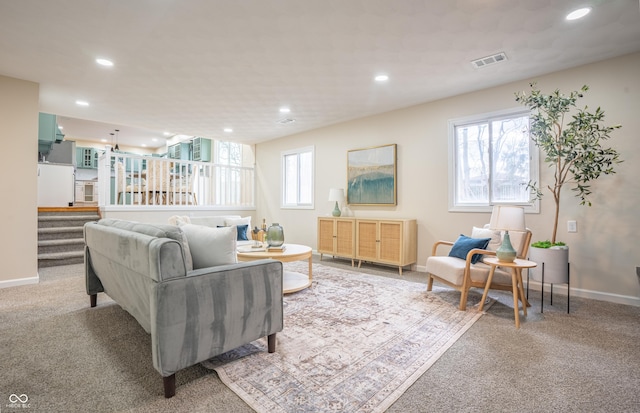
xmin=489 ymin=206 xmax=526 ymax=231
xmin=328 ymin=188 xmax=345 ymax=202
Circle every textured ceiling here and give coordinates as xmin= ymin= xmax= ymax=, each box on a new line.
xmin=1 ymin=0 xmax=639 ymax=148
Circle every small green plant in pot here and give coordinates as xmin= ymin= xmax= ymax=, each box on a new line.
xmin=515 ymin=83 xmax=622 ymax=283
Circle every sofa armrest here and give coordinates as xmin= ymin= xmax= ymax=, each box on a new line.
xmin=149 ymin=259 xmax=283 ymax=377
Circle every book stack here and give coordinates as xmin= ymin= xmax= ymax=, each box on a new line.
xmin=267 ymin=244 xmax=286 ymax=252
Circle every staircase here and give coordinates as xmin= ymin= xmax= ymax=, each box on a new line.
xmin=38 ymin=207 xmax=101 ymax=268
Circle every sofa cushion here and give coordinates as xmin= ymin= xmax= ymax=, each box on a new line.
xmin=97 ymin=218 xmax=193 ymax=272
xmin=181 ymin=224 xmax=238 ymax=269
xmin=448 ymin=234 xmax=491 ymax=264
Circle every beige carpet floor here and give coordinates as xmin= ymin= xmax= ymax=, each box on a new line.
xmin=1 ymin=259 xmax=638 ymax=412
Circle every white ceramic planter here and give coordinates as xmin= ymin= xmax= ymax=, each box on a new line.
xmin=528 ymin=246 xmax=569 ymax=284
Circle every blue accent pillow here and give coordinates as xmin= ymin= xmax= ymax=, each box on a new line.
xmin=217 ymin=224 xmax=250 ymax=241
xmin=236 ymin=224 xmax=249 ymax=241
xmin=448 ymin=234 xmax=491 ymax=264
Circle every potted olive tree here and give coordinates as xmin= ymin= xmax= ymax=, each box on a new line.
xmin=515 ymin=83 xmax=622 ymax=283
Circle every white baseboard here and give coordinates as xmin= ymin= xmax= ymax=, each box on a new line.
xmin=414 ymin=264 xmax=640 ymax=307
xmin=0 ymin=275 xmax=39 ymax=289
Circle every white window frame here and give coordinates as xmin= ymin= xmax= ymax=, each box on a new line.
xmin=448 ymin=107 xmax=539 ymax=213
xmin=281 ymin=145 xmax=314 ymax=209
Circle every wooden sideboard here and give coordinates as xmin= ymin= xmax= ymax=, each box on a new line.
xmin=317 ymin=217 xmax=417 ymax=274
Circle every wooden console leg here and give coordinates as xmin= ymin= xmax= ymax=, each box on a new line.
xmin=267 ymin=333 xmax=276 ymax=353
xmin=90 ymin=294 xmax=97 ymax=308
xmin=163 ymin=374 xmax=176 ymax=398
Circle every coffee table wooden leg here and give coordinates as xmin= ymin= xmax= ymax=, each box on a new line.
xmin=308 ymin=255 xmax=313 ymax=283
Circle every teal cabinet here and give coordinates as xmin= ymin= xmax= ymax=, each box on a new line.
xmin=168 ymin=142 xmax=191 ymax=160
xmin=76 ymin=147 xmax=97 ymax=169
xmin=38 ymin=112 xmax=64 ymax=155
xmin=192 ymin=137 xmax=211 ymax=162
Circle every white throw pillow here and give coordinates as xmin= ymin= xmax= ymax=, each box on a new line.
xmin=471 ymin=226 xmax=502 ymax=251
xmin=181 ymin=224 xmax=238 ymax=269
xmin=225 ymin=216 xmax=252 ymax=229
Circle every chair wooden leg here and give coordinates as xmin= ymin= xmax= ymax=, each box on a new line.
xmin=90 ymin=294 xmax=97 ymax=308
xmin=459 ymin=287 xmax=469 ymax=311
xmin=426 ymin=274 xmax=434 ymax=291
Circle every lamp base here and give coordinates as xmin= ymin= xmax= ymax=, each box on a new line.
xmin=496 ymin=231 xmax=517 ymax=263
xmin=332 ymin=201 xmax=341 ymax=217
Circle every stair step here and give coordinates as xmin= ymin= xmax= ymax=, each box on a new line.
xmin=38 ymin=226 xmax=84 ymax=234
xmin=38 ymin=251 xmax=84 ymax=260
xmin=38 ymin=238 xmax=85 ymax=247
xmin=38 ymin=215 xmax=99 ymax=222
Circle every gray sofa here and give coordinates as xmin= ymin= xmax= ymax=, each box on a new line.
xmin=84 ymin=218 xmax=283 ymax=398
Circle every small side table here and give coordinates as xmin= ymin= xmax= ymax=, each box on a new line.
xmin=479 ymin=257 xmax=537 ymax=328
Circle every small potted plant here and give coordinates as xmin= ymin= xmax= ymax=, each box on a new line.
xmin=515 ymin=83 xmax=622 ymax=283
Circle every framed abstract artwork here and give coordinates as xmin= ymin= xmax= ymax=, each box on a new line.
xmin=347 ymin=143 xmax=397 ymax=205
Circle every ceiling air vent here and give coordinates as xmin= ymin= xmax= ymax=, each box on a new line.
xmin=471 ymin=52 xmax=508 ymax=69
xmin=276 ymin=118 xmax=296 ymax=125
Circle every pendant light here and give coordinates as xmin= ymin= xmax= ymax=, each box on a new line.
xmin=110 ymin=132 xmax=115 ymax=151
xmin=114 ymin=129 xmax=120 ymax=151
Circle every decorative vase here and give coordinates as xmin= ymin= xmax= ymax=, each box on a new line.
xmin=266 ymin=223 xmax=284 ymax=247
xmin=529 ymin=246 xmax=569 ymax=284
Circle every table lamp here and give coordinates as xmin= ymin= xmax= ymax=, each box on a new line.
xmin=328 ymin=188 xmax=345 ymax=217
xmin=489 ymin=205 xmax=526 ymax=262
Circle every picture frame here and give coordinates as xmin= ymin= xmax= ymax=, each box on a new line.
xmin=347 ymin=143 xmax=397 ymax=205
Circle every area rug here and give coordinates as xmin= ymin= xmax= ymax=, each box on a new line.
xmin=202 ymin=262 xmax=490 ymax=413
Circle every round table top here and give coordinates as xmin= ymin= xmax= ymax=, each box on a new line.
xmin=236 ymin=243 xmax=312 ymax=260
xmin=483 ymin=256 xmax=537 ymax=268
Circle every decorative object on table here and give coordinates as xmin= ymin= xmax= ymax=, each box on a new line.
xmin=266 ymin=223 xmax=284 ymax=247
xmin=347 ymin=143 xmax=397 ymax=205
xmin=328 ymin=188 xmax=345 ymax=216
xmin=515 ymin=83 xmax=622 ymax=284
xmin=202 ymin=261 xmax=488 ymax=413
xmin=489 ymin=205 xmax=526 ymax=263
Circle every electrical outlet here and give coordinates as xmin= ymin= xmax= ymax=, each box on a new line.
xmin=567 ymin=220 xmax=577 ymax=233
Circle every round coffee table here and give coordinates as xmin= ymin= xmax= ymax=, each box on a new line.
xmin=237 ymin=244 xmax=312 ymax=294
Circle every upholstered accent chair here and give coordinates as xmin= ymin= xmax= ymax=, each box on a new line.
xmin=171 ymin=172 xmax=197 ymax=205
xmin=425 ymin=225 xmax=532 ymax=310
xmin=115 ymin=161 xmax=145 ymax=204
xmin=144 ymin=159 xmax=172 ymax=204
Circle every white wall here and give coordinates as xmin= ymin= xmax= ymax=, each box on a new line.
xmin=256 ymin=53 xmax=640 ymax=305
xmin=0 ymin=75 xmax=39 ymax=286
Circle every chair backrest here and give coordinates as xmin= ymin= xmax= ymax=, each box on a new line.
xmin=146 ymin=160 xmax=171 ymax=191
xmin=115 ymin=162 xmax=126 ymax=192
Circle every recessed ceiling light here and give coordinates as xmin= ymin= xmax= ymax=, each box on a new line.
xmin=75 ymin=100 xmax=89 ymax=106
xmin=152 ymin=138 xmax=158 ymax=142
xmin=96 ymin=58 xmax=114 ymax=67
xmin=163 ymin=131 xmax=171 ymax=136
xmin=101 ymin=139 xmax=107 ymax=143
xmin=279 ymin=107 xmax=291 ymax=113
xmin=224 ymin=128 xmax=233 ymax=133
xmin=141 ymin=144 xmax=147 ymax=147
xmin=566 ymin=7 xmax=591 ymax=20
xmin=375 ymin=74 xmax=389 ymax=82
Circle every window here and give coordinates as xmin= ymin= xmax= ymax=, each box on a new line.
xmin=213 ymin=141 xmax=255 ymax=207
xmin=448 ymin=108 xmax=538 ymax=212
xmin=282 ymin=146 xmax=314 ymax=208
